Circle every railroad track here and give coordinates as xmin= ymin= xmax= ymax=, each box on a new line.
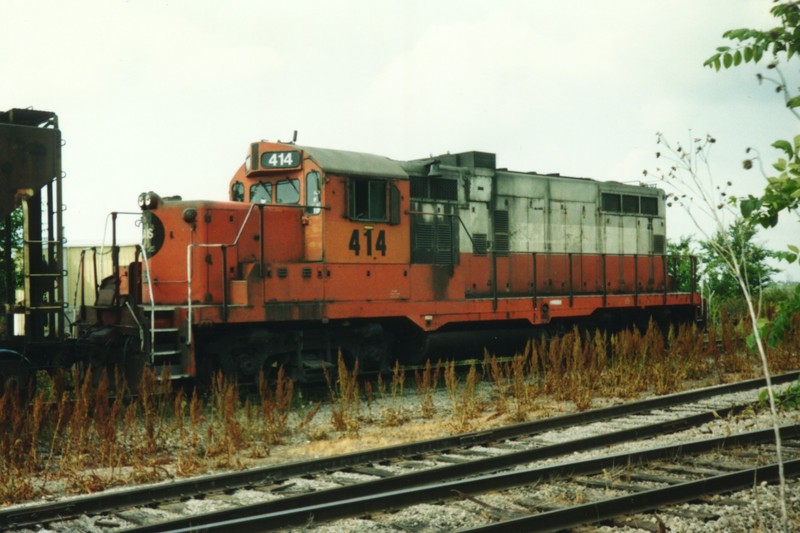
xmin=2 ymin=372 xmax=798 ymax=532
xmin=164 ymin=425 xmax=800 ymax=532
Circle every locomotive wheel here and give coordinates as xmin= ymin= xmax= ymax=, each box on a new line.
xmin=194 ymin=350 xmax=237 ymax=389
xmin=392 ymin=331 xmax=429 ymax=366
xmin=0 ymin=349 xmax=32 ymax=398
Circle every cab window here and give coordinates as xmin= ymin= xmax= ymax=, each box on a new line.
xmin=306 ymin=171 xmax=321 ymax=215
xmin=276 ymin=178 xmax=300 ymax=204
xmin=231 ymin=181 xmax=245 ymax=202
xmin=349 ymin=178 xmax=387 ymax=221
xmin=250 ymin=182 xmax=273 ymax=203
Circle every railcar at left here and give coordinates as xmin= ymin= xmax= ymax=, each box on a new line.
xmin=1 ymin=108 xmax=146 ymax=390
xmin=0 ymin=108 xmax=72 ymax=391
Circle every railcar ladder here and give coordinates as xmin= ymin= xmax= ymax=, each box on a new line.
xmin=21 ymin=199 xmax=65 ymax=340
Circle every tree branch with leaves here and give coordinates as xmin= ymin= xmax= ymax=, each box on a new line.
xmin=700 ymin=3 xmax=800 ymax=529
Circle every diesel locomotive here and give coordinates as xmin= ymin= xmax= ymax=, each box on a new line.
xmin=1 ymin=108 xmax=702 ymax=385
xmin=99 ymin=141 xmax=700 ymax=382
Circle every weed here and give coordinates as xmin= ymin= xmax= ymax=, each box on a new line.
xmin=298 ymin=401 xmax=322 ymax=432
xmin=324 ymin=352 xmax=361 ymax=435
xmin=1 ymin=313 xmax=796 ymax=507
xmin=258 ymin=366 xmax=294 ymax=445
xmin=445 ymin=361 xmax=481 ymax=432
xmin=509 ymin=350 xmax=535 ymax=422
xmin=375 ymin=372 xmax=386 ymax=399
xmin=390 ymin=359 xmax=405 ymax=399
xmin=380 ymin=405 xmax=412 ymax=427
xmin=762 ymin=376 xmax=800 ymax=410
xmin=486 ymin=353 xmax=510 ymax=415
xmin=414 ymin=359 xmax=440 ymax=419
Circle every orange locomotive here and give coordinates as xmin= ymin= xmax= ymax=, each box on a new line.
xmin=90 ymin=141 xmax=702 ymax=382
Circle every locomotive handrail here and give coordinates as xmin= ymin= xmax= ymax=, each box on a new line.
xmin=247 ymin=202 xmax=331 ymax=211
xmin=138 ymin=243 xmax=156 ymax=357
xmin=474 ymin=252 xmax=698 ymax=311
xmin=124 ymin=301 xmax=144 ymax=354
xmin=186 ymin=203 xmax=258 ymax=346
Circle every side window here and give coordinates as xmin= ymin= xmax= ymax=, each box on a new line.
xmin=231 ymin=181 xmax=245 ymax=202
xmin=622 ymin=195 xmax=639 ymax=214
xmin=601 ymin=192 xmax=659 ymax=216
xmin=276 ymin=178 xmax=300 ymax=204
xmin=250 ymin=182 xmax=273 ymax=203
xmin=349 ymin=178 xmax=387 ymax=221
xmin=601 ymin=193 xmax=621 ymax=212
xmin=305 ymin=171 xmax=321 ymax=215
xmin=409 ymin=176 xmax=457 ymax=201
xmin=641 ymin=196 xmax=658 ymax=215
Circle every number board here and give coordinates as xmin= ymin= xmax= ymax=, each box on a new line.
xmin=260 ymin=150 xmax=301 ymax=169
xmin=348 ymin=228 xmax=387 ymax=257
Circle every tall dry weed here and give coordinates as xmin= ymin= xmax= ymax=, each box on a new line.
xmin=445 ymin=361 xmax=481 ymax=432
xmin=204 ymin=371 xmax=245 ymax=467
xmin=258 ymin=366 xmax=294 ymax=444
xmin=0 ymin=384 xmax=38 ymax=503
xmin=324 ymin=352 xmax=361 ymax=435
xmin=486 ymin=353 xmax=511 ymax=415
xmin=414 ymin=359 xmax=440 ymax=419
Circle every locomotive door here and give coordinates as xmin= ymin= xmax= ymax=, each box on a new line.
xmin=303 ymin=171 xmax=323 ymax=261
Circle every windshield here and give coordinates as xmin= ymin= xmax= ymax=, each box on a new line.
xmin=276 ymin=178 xmax=300 ymax=204
xmin=250 ymin=182 xmax=273 ymax=203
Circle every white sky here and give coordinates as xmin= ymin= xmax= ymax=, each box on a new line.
xmin=3 ymin=0 xmax=800 ymax=280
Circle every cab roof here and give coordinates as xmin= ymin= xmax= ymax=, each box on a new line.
xmin=296 ymin=144 xmax=411 ymax=180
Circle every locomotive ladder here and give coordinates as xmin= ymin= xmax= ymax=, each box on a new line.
xmin=143 ymin=305 xmax=183 ymax=371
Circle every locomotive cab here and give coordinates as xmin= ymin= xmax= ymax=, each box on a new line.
xmin=135 ymin=142 xmax=413 ymax=380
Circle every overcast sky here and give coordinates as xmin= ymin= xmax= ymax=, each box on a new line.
xmin=4 ymin=0 xmax=799 ymax=280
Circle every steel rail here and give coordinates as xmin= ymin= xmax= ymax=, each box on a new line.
xmin=0 ymin=371 xmax=795 ymax=530
xmin=165 ymin=425 xmax=800 ymax=532
xmin=461 ymin=459 xmax=800 ymax=532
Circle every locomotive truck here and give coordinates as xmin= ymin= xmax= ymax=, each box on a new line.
xmin=1 ymin=108 xmax=702 ymax=386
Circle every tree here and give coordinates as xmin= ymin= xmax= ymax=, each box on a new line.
xmin=698 ymin=220 xmax=779 ymax=301
xmin=703 ymin=4 xmax=800 ymax=528
xmin=0 ymin=207 xmax=23 ymax=297
xmin=666 ymin=235 xmax=696 ymax=292
xmin=653 ymin=134 xmax=793 ymax=533
xmin=0 ymin=207 xmax=23 ymax=336
xmin=704 ymin=1 xmax=800 ymax=247
xmin=703 ymin=1 xmax=800 ymax=348
xmin=668 ymin=223 xmax=779 ymax=323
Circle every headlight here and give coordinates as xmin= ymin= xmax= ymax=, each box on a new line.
xmin=144 ymin=192 xmax=159 ymax=209
xmin=138 ymin=191 xmax=160 ymax=210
